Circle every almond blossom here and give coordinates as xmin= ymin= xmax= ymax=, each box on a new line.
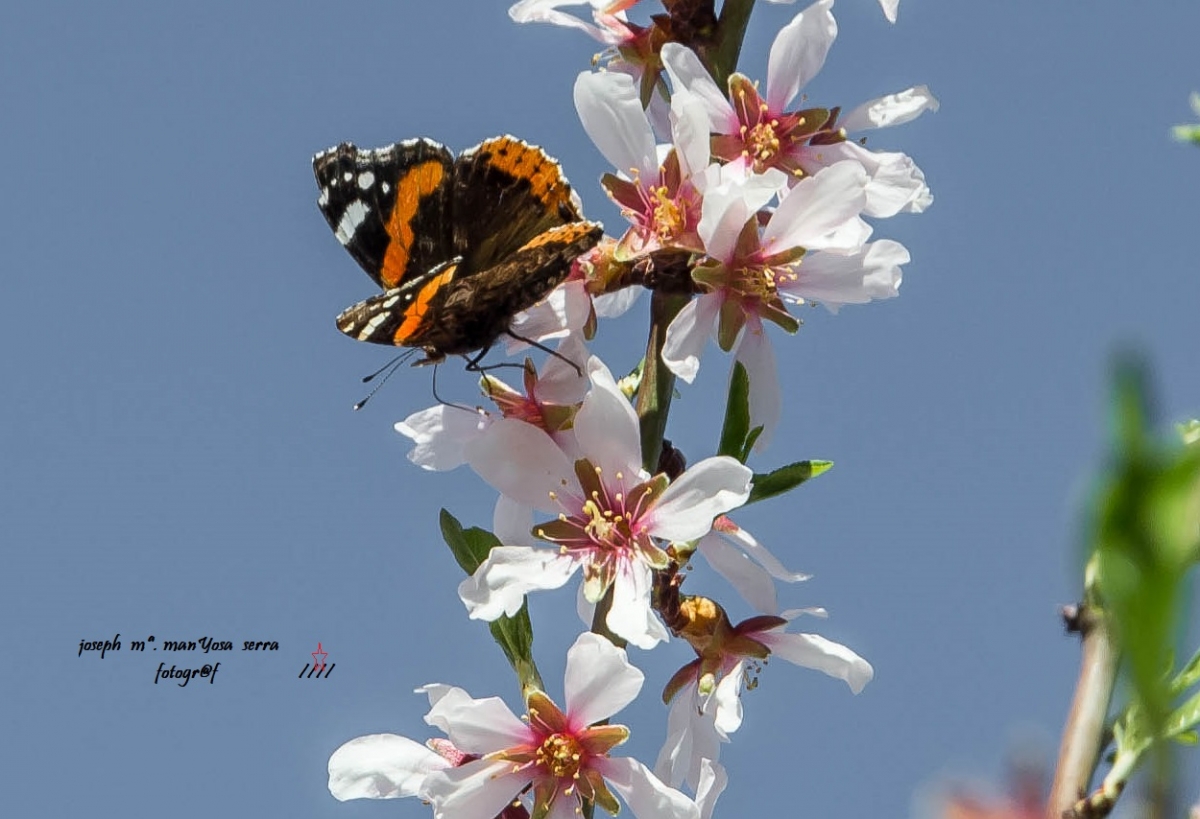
xmin=418 ymin=633 xmax=699 ymax=819
xmin=661 ymin=0 xmax=936 ymax=217
xmin=654 ymin=603 xmax=873 ymax=789
xmin=458 ymin=356 xmax=753 ymax=649
xmin=574 ymin=69 xmax=712 ymax=258
xmin=662 ymin=159 xmax=904 ymax=444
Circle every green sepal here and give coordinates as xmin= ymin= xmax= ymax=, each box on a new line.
xmin=718 ymin=360 xmax=751 ymax=461
xmin=747 ymin=460 xmax=833 ymax=505
xmin=439 ymin=509 xmax=543 ymax=692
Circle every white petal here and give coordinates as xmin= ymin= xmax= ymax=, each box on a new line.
xmin=466 ymin=418 xmax=577 ymax=513
xmin=594 ymin=284 xmax=644 ymax=318
xmin=509 ymin=0 xmax=619 ymax=44
xmin=816 ymin=141 xmax=932 ymax=217
xmin=735 ymin=324 xmax=781 ymax=450
xmin=507 ymin=279 xmax=589 ymax=345
xmin=575 ymin=356 xmax=643 ymax=477
xmin=697 ymin=166 xmax=785 ymax=261
xmin=423 ymin=687 xmax=531 ymax=753
xmin=458 ymin=545 xmax=580 ymax=620
xmin=575 ymin=70 xmax=658 ymax=177
xmin=716 ymin=522 xmax=811 ymax=583
xmin=493 ymin=496 xmax=538 ymax=548
xmin=654 ymin=683 xmax=726 ymax=790
xmin=694 ymin=760 xmax=728 ymax=819
xmin=421 ymin=759 xmax=530 ymax=819
xmin=659 ymin=43 xmax=735 ymax=131
xmin=840 ymin=84 xmax=939 ymax=132
xmin=779 ymin=240 xmax=907 ymax=312
xmin=605 ymin=560 xmax=670 ymax=649
xmin=696 ymin=532 xmax=779 ymax=614
xmin=661 ymin=293 xmax=719 ymax=384
xmin=709 ymin=667 xmax=746 ymax=737
xmin=328 ymin=733 xmax=449 ymax=800
xmin=595 ymin=757 xmax=700 ymax=819
xmin=878 ymin=0 xmax=899 ymax=22
xmin=671 ymin=90 xmax=713 ymax=179
xmin=647 ymin=456 xmax=752 ymax=542
xmin=766 ymin=0 xmax=837 ymax=113
xmin=564 ymin=632 xmax=645 ymax=725
xmin=535 ymin=334 xmax=591 ymax=405
xmin=395 ymin=405 xmax=490 ymax=471
xmin=758 ymin=630 xmax=875 ymax=693
xmin=763 ymin=160 xmax=869 ymax=254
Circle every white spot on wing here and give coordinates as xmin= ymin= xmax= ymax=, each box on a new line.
xmin=335 ymin=200 xmax=370 ymax=245
xmin=357 ymin=171 xmax=375 ymax=190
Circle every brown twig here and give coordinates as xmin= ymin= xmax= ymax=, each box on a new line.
xmin=1046 ymin=603 xmax=1120 ymax=819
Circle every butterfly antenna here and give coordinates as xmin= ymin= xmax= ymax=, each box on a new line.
xmin=353 ymin=353 xmax=412 ymax=411
xmin=502 ymin=331 xmax=583 ymax=377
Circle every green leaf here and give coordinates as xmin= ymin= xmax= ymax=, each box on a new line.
xmin=718 ymin=361 xmax=751 ymax=461
xmin=1164 ymin=688 xmax=1200 ymax=742
xmin=739 ymin=426 xmax=764 ymax=463
xmin=439 ymin=508 xmax=500 ymax=575
xmin=438 ymin=509 xmax=543 ymax=691
xmin=747 ymin=460 xmax=833 ymax=505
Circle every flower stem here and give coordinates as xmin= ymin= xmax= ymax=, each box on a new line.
xmin=709 ymin=0 xmax=755 ymax=88
xmin=636 ymin=291 xmax=688 ymax=473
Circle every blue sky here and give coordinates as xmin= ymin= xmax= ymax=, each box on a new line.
xmin=3 ymin=1 xmax=1198 ymax=816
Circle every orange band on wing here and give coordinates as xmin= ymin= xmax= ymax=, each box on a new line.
xmin=478 ymin=137 xmax=571 ymax=211
xmin=393 ymin=267 xmax=456 ymax=344
xmin=381 ymin=160 xmax=445 ymax=288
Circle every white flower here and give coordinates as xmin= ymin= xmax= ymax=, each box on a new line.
xmin=459 ymin=356 xmax=753 ymax=648
xmin=655 ymin=608 xmax=873 ymax=789
xmin=765 ymin=0 xmax=899 ymax=25
xmin=419 ymin=633 xmax=699 ymax=819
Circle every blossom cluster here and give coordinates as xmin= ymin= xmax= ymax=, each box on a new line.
xmin=327 ymin=2 xmax=933 ymax=818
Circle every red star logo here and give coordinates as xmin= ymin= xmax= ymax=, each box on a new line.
xmin=312 ymin=642 xmax=328 ymax=671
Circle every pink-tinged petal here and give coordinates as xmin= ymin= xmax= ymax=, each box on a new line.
xmin=459 ymin=545 xmax=580 ymax=621
xmin=719 ymin=519 xmax=811 ymax=583
xmin=735 ymin=324 xmax=781 ymax=450
xmin=605 ymin=560 xmax=670 ymax=649
xmin=756 ymin=630 xmax=874 ymax=693
xmin=659 ymin=43 xmax=736 ymax=131
xmin=423 ymin=686 xmax=532 ymax=753
xmin=765 ymin=0 xmax=837 ymax=112
xmin=694 ymin=760 xmax=728 ymax=819
xmin=654 ymin=685 xmax=724 ymax=790
xmin=779 ymin=240 xmax=907 ymax=312
xmin=564 ymin=632 xmax=645 ymax=726
xmin=421 ymin=759 xmax=531 ymax=819
xmin=328 ymin=733 xmax=450 ymax=801
xmin=546 ymin=794 xmax=580 ymax=819
xmin=493 ymin=496 xmax=538 ymax=548
xmin=574 ymin=356 xmax=643 ymax=477
xmin=594 ymin=757 xmax=700 ymax=819
xmin=696 ymin=532 xmax=779 ymax=614
xmin=395 ymin=405 xmax=490 ymax=472
xmin=662 ymin=293 xmax=720 ymax=383
xmin=670 ymin=90 xmax=713 ymax=179
xmin=841 ymin=84 xmax=939 ymax=132
xmin=575 ymin=71 xmax=658 ymax=178
xmin=878 ymin=0 xmax=898 ymax=22
xmin=763 ymin=160 xmax=869 ymax=253
xmin=466 ymin=418 xmax=577 ymax=513
xmin=646 ymin=456 xmax=752 ymax=542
